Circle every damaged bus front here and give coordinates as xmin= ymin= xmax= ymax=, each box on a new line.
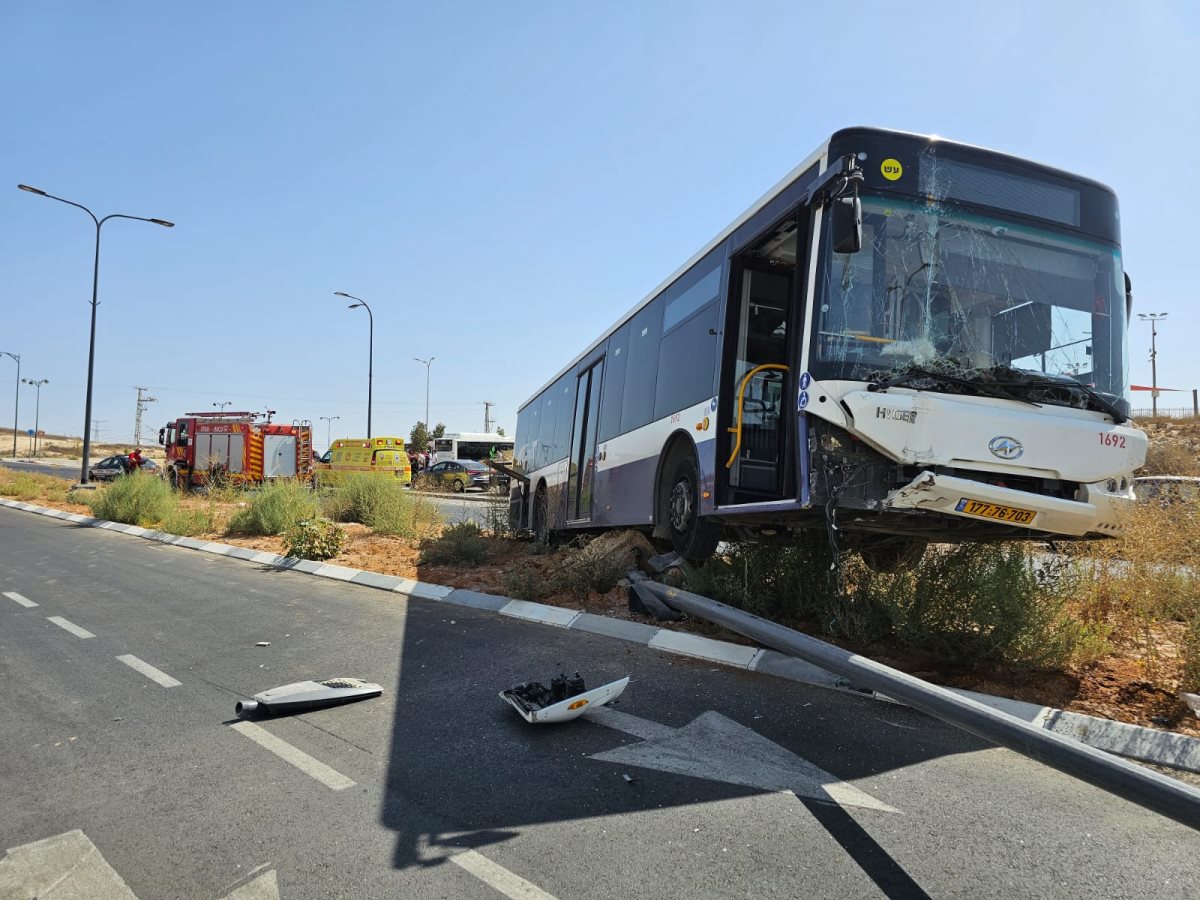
xmin=805 ymin=129 xmax=1145 ymax=567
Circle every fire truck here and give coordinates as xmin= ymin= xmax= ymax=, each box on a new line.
xmin=158 ymin=411 xmax=314 ymax=489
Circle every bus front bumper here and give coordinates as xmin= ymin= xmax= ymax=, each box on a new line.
xmin=886 ymin=471 xmax=1131 ymax=538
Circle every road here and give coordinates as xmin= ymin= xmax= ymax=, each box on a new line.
xmin=2 ymin=506 xmax=1199 ymax=899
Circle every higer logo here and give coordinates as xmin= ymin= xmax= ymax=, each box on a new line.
xmin=988 ymin=436 xmax=1024 ymax=460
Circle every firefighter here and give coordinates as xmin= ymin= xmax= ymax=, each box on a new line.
xmin=126 ymin=447 xmax=145 ymax=473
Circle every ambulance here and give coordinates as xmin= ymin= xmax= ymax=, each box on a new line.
xmin=316 ymin=437 xmax=411 ymax=486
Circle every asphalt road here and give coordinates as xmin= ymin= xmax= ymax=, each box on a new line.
xmin=2 ymin=506 xmax=1199 ymax=899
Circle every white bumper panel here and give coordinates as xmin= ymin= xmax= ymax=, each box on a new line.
xmin=886 ymin=471 xmax=1130 ymax=537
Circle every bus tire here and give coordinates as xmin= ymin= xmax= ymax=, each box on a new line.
xmin=532 ymin=485 xmax=551 ymax=545
xmin=663 ymin=453 xmax=719 ymax=565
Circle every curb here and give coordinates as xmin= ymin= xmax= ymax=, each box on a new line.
xmin=4 ymin=495 xmax=1199 ymax=774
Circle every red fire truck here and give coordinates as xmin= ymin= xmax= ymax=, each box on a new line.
xmin=158 ymin=411 xmax=314 ymax=490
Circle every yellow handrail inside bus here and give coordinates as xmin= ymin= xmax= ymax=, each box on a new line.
xmin=725 ymin=363 xmax=789 ymax=469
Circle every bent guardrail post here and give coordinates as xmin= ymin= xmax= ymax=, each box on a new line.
xmin=638 ymin=579 xmax=1200 ymax=832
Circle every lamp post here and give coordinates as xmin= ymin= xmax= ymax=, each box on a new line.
xmin=213 ymin=401 xmax=232 ymax=412
xmin=319 ymin=415 xmax=340 ymax=449
xmin=1 ymin=351 xmax=17 ymax=457
xmin=413 ymin=356 xmax=434 ymax=431
xmin=22 ymin=378 xmax=48 ymax=457
xmin=1137 ymin=312 xmax=1169 ymax=416
xmin=334 ymin=292 xmax=373 ymax=438
xmin=18 ymin=185 xmax=173 ymax=484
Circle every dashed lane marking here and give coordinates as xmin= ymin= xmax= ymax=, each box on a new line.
xmin=229 ymin=720 xmax=356 ymax=791
xmin=116 ymin=654 xmax=181 ymax=688
xmin=3 ymin=591 xmax=37 ymax=607
xmin=450 ymin=849 xmax=560 ymax=900
xmin=46 ymin=616 xmax=95 ymax=639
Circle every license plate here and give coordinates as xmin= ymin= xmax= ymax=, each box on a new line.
xmin=954 ymin=498 xmax=1036 ymax=525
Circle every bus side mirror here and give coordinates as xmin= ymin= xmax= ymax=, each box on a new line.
xmin=831 ymin=195 xmax=862 ymax=254
xmin=1125 ymin=272 xmax=1133 ymax=319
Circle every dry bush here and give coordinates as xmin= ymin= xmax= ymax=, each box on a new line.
xmin=1140 ymin=442 xmax=1200 ymax=477
xmin=1076 ymin=501 xmax=1200 ymax=689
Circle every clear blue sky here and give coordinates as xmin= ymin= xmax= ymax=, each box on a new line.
xmin=3 ymin=1 xmax=1198 ymax=448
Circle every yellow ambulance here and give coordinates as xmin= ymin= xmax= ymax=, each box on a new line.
xmin=316 ymin=437 xmax=411 ymax=486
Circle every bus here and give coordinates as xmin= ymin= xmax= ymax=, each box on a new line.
xmin=432 ymin=432 xmax=514 ymax=464
xmin=509 ymin=127 xmax=1147 ymax=569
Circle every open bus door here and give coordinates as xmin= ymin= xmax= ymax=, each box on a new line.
xmin=717 ymin=211 xmax=807 ymax=507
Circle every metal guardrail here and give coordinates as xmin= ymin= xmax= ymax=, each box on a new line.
xmin=638 ymin=579 xmax=1200 ymax=832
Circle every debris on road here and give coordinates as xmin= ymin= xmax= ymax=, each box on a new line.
xmin=255 ymin=641 xmax=270 ymax=647
xmin=235 ymin=677 xmax=383 ymax=717
xmin=500 ymin=672 xmax=629 ymax=724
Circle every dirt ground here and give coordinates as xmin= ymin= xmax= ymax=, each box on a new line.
xmin=0 ymin=426 xmax=164 ymax=461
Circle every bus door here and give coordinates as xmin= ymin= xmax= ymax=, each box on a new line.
xmin=566 ymin=358 xmax=604 ymax=524
xmin=718 ymin=214 xmax=803 ymax=506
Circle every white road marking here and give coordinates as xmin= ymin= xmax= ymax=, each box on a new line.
xmin=3 ymin=591 xmax=37 ymax=607
xmin=590 ymin=709 xmax=898 ymax=813
xmin=46 ymin=616 xmax=95 ymax=639
xmin=450 ymin=849 xmax=560 ymax=900
xmin=116 ymin=654 xmax=181 ymax=688
xmin=221 ymin=868 xmax=280 ymax=899
xmin=0 ymin=829 xmax=137 ymax=899
xmin=229 ymin=721 xmax=356 ymax=790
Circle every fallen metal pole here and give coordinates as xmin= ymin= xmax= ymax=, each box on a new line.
xmin=640 ymin=580 xmax=1200 ymax=832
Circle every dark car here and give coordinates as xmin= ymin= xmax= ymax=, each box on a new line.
xmin=423 ymin=459 xmax=493 ymax=492
xmin=89 ymin=455 xmax=160 ymax=482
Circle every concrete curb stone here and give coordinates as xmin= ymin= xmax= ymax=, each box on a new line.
xmin=4 ymin=495 xmax=1200 ymax=775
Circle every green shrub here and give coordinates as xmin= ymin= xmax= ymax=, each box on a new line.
xmin=501 ymin=567 xmax=549 ymax=601
xmin=688 ymin=539 xmax=1108 ymax=670
xmin=161 ymin=507 xmax=215 ymax=536
xmin=323 ymin=475 xmax=441 ymax=537
xmin=284 ymin=518 xmax=346 ymax=561
xmin=89 ymin=473 xmax=178 ymax=526
xmin=227 ymin=479 xmax=320 ymax=536
xmin=418 ymin=522 xmax=490 ymax=566
xmin=0 ymin=474 xmax=44 ymax=500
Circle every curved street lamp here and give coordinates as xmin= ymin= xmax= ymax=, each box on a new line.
xmin=22 ymin=378 xmax=49 ymax=457
xmin=413 ymin=356 xmax=435 ymax=433
xmin=319 ymin=415 xmax=340 ymax=449
xmin=1137 ymin=312 xmax=1169 ymax=416
xmin=334 ymin=292 xmax=373 ymax=438
xmin=1 ymin=351 xmax=18 ymax=457
xmin=18 ymin=184 xmax=173 ymax=484
xmin=213 ymin=401 xmax=232 ymax=412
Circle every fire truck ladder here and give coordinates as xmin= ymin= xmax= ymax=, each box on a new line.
xmin=294 ymin=419 xmax=313 ymax=474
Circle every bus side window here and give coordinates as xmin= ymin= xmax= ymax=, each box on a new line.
xmin=620 ymin=297 xmax=663 ymax=434
xmin=597 ymin=324 xmax=631 ymax=442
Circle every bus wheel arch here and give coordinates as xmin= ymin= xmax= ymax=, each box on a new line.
xmin=655 ymin=434 xmax=720 ymax=565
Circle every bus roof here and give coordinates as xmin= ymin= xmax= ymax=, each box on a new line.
xmin=518 ymin=125 xmax=1117 ymax=411
xmin=438 ymin=432 xmax=514 ymax=443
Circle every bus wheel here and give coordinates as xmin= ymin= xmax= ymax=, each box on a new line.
xmin=859 ymin=537 xmax=927 ymax=573
xmin=532 ymin=486 xmax=551 ymax=545
xmin=663 ymin=454 xmax=720 ymax=565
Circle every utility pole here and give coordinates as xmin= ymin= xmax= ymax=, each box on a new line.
xmin=319 ymin=415 xmax=340 ymax=449
xmin=92 ymin=419 xmax=105 ymax=442
xmin=414 ymin=357 xmax=434 ymax=430
xmin=22 ymin=378 xmax=49 ymax=456
xmin=482 ymin=401 xmax=495 ymax=433
xmin=133 ymin=386 xmax=157 ymax=445
xmin=1138 ymin=312 xmax=1169 ymax=416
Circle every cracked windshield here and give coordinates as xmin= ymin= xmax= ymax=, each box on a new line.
xmin=816 ymin=189 xmax=1127 ymax=408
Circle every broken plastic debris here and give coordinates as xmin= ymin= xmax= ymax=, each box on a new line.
xmin=622 ymin=773 xmax=634 ymax=783
xmin=255 ymin=641 xmax=270 ymax=647
xmin=235 ymin=677 xmax=383 ymax=718
xmin=500 ymin=672 xmax=630 ymax=724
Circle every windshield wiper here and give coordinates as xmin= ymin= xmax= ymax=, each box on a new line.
xmin=868 ymin=365 xmax=1041 ymax=407
xmin=988 ymin=372 xmax=1128 ymax=424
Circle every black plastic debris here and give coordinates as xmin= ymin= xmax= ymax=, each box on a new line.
xmin=235 ymin=677 xmax=383 ymax=718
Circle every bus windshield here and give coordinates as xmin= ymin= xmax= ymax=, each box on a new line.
xmin=812 ymin=194 xmax=1128 ymax=407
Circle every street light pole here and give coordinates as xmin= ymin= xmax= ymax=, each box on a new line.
xmin=1138 ymin=312 xmax=1169 ymax=417
xmin=413 ymin=357 xmax=435 ymax=430
xmin=22 ymin=378 xmax=48 ymax=457
xmin=1 ymin=351 xmax=18 ymax=457
xmin=319 ymin=415 xmax=340 ymax=448
xmin=17 ymin=185 xmax=173 ymax=484
xmin=213 ymin=401 xmax=232 ymax=413
xmin=334 ymin=292 xmax=374 ymax=439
